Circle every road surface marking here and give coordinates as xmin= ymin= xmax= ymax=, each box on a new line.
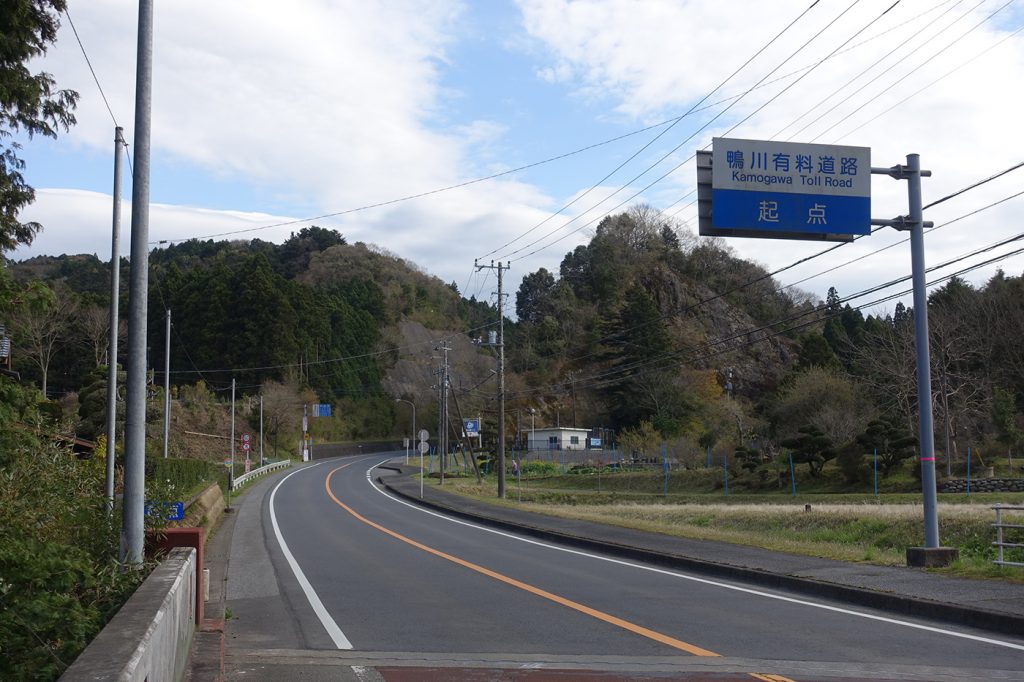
xmin=365 ymin=459 xmax=1024 ymax=654
xmin=269 ymin=462 xmax=353 ymax=650
xmin=325 ymin=465 xmax=720 ymax=657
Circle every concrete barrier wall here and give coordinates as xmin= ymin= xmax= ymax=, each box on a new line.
xmin=60 ymin=547 xmax=196 ymax=682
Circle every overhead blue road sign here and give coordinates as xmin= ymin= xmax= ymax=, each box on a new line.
xmin=313 ymin=403 xmax=332 ymax=417
xmin=700 ymin=137 xmax=870 ymax=242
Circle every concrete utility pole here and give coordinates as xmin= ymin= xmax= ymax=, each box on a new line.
xmin=434 ymin=342 xmax=451 ymax=483
xmin=229 ymin=378 xmax=236 ymax=497
xmin=162 ymin=308 xmax=171 ymax=458
xmin=395 ymin=398 xmax=415 ymax=465
xmin=259 ymin=394 xmax=264 ymax=468
xmin=105 ymin=126 xmax=125 ymax=515
xmin=121 ymin=0 xmax=154 ymax=566
xmin=474 ymin=260 xmax=509 ymax=498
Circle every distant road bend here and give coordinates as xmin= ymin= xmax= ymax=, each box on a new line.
xmin=218 ymin=453 xmax=1024 ymax=681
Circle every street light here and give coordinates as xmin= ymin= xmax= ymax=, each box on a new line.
xmin=395 ymin=398 xmax=415 ymax=465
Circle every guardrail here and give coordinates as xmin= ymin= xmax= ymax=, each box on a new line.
xmin=992 ymin=504 xmax=1024 ymax=567
xmin=231 ymin=459 xmax=291 ymax=491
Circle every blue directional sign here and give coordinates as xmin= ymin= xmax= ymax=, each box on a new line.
xmin=145 ymin=501 xmax=185 ymax=521
xmin=463 ymin=418 xmax=480 ymax=437
xmin=700 ymin=138 xmax=870 ymax=242
xmin=313 ymin=403 xmax=332 ymax=417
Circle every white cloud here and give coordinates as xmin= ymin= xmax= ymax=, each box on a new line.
xmin=516 ymin=0 xmax=1024 ymax=305
xmin=12 ymin=0 xmax=1024 ymax=314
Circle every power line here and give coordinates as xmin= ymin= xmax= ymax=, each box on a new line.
xmin=63 ymin=8 xmax=118 ymax=128
xmin=148 ymin=116 xmax=694 ymax=246
xmin=812 ymin=0 xmax=1018 ymax=142
xmin=777 ymin=0 xmax=973 ymax=141
xmin=511 ymin=162 xmax=1024 ymax=373
xmin=476 ymin=0 xmax=824 ymax=261
xmin=669 ymin=3 xmax=1019 ymax=228
xmin=496 ymin=0 xmax=876 ymax=263
xmin=508 ymin=185 xmax=1024 ymax=395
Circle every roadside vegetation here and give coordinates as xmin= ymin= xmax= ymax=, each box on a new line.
xmin=433 ymin=457 xmax=1024 ymax=583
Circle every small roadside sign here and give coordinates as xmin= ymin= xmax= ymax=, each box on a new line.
xmin=418 ymin=429 xmax=429 ymax=442
xmin=145 ymin=501 xmax=184 ymax=521
xmin=419 ymin=441 xmax=430 ymax=455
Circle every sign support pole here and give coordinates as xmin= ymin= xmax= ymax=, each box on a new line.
xmin=905 ymin=153 xmax=941 ymax=549
xmin=871 ymin=155 xmax=956 ymax=566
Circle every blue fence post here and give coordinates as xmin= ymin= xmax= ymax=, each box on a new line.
xmin=789 ymin=453 xmax=796 ymax=497
xmin=724 ymin=454 xmax=729 ymax=496
xmin=662 ymin=442 xmax=668 ymax=498
xmin=967 ymin=447 xmax=972 ymax=497
xmin=873 ymin=447 xmax=878 ymax=497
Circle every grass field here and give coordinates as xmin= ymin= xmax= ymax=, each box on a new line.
xmin=425 ymin=462 xmax=1024 ymax=583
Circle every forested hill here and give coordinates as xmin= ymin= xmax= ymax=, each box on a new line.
xmin=8 ymin=210 xmax=1024 ymax=464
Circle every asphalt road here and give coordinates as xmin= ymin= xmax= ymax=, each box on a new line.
xmin=219 ymin=454 xmax=1024 ymax=681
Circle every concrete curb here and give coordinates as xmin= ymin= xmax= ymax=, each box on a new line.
xmin=380 ymin=473 xmax=1024 ymax=639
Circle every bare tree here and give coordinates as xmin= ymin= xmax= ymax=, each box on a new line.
xmin=852 ymin=320 xmax=917 ymax=434
xmin=261 ymin=379 xmax=305 ymax=454
xmin=78 ymin=304 xmax=124 ymax=367
xmin=929 ymin=296 xmax=987 ymax=463
xmin=10 ymin=282 xmax=78 ymax=397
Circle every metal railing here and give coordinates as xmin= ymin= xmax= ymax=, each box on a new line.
xmin=231 ymin=459 xmax=291 ymax=491
xmin=992 ymin=504 xmax=1024 ymax=567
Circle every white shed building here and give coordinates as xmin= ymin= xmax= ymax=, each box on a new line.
xmin=524 ymin=427 xmax=591 ymax=451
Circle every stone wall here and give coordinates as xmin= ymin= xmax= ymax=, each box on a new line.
xmin=939 ymin=478 xmax=1024 ymax=493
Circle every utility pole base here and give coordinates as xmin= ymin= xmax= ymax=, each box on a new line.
xmin=906 ymin=546 xmax=959 ymax=568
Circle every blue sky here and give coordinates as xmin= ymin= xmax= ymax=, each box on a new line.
xmin=13 ymin=0 xmax=1024 ymax=309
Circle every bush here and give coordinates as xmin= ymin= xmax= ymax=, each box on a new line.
xmin=148 ymin=457 xmax=224 ymax=495
xmin=520 ymin=460 xmax=560 ymax=477
xmin=0 ymin=377 xmax=148 ymax=680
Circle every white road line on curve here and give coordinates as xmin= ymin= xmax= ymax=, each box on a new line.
xmin=269 ymin=463 xmax=353 ymax=650
xmin=363 ymin=460 xmax=1024 ymax=653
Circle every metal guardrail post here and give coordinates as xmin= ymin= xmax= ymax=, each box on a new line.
xmin=992 ymin=504 xmax=1024 ymax=568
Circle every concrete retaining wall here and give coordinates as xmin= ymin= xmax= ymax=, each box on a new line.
xmin=183 ymin=481 xmax=225 ymax=530
xmin=60 ymin=547 xmax=196 ymax=682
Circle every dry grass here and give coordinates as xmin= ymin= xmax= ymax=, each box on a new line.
xmin=439 ymin=478 xmax=1024 ymax=581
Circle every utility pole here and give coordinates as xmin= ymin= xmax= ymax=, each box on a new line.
xmin=434 ymin=342 xmax=451 ymax=483
xmin=259 ymin=394 xmax=264 ymax=468
xmin=230 ymin=378 xmax=236 ymax=499
xmin=121 ymin=0 xmax=154 ymax=566
xmin=448 ymin=383 xmax=483 ymax=483
xmin=474 ymin=260 xmax=509 ymax=498
xmin=105 ymin=126 xmax=125 ymax=515
xmin=162 ymin=308 xmax=171 ymax=458
xmin=569 ymin=371 xmax=578 ymax=428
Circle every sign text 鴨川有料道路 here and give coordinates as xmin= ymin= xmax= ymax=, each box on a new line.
xmin=708 ymin=137 xmax=870 ymax=240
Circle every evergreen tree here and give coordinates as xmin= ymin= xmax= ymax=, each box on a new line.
xmin=0 ymin=0 xmax=78 ymax=251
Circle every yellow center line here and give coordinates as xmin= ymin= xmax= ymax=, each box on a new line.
xmin=324 ymin=466 xmax=719 ymax=657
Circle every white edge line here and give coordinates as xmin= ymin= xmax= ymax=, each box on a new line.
xmin=269 ymin=463 xmax=353 ymax=650
xmin=364 ymin=460 xmax=1024 ymax=653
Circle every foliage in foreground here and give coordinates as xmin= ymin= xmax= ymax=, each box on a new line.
xmin=0 ymin=378 xmax=146 ymax=681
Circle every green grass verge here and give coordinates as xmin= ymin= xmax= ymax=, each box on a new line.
xmin=435 ymin=471 xmax=1024 ymax=583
